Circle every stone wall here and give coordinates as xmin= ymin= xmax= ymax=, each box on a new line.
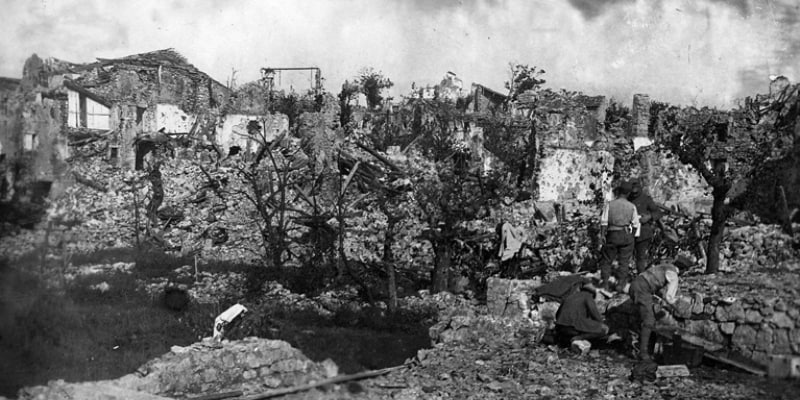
xmin=627 ymin=149 xmax=712 ymax=214
xmin=487 ymin=273 xmax=800 ymax=369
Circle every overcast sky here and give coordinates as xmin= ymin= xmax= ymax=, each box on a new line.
xmin=1 ymin=0 xmax=797 ymax=107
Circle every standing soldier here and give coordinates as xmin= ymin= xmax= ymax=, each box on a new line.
xmin=628 ymin=180 xmax=663 ymax=273
xmin=599 ymin=181 xmax=640 ymax=291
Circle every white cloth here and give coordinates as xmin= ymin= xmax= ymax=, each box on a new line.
xmin=498 ymin=222 xmax=523 ymax=262
xmin=213 ymin=303 xmax=248 ymax=339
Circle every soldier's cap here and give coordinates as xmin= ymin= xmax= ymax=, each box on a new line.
xmin=617 ymin=181 xmax=633 ymax=194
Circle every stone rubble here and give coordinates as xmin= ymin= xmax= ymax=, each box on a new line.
xmin=17 ymin=337 xmax=337 ymax=400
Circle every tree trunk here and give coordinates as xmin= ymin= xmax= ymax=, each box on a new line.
xmin=778 ymin=185 xmax=793 ymax=235
xmin=705 ymin=187 xmax=728 ymax=274
xmin=146 ymin=163 xmax=163 ymax=225
xmin=432 ymin=240 xmax=452 ymax=293
xmin=383 ymin=215 xmax=398 ymax=312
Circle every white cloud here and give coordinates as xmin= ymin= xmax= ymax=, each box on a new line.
xmin=0 ymin=0 xmax=797 ymax=107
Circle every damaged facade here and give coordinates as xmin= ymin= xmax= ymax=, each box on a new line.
xmin=0 ymin=49 xmax=288 ymax=202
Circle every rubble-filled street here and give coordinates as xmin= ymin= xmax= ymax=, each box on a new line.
xmin=3 ymin=1 xmax=800 ymax=399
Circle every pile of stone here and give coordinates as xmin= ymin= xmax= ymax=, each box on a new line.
xmin=0 ymin=154 xmax=264 ymax=262
xmin=719 ymin=224 xmax=799 ymax=273
xmin=137 ymin=265 xmax=247 ymax=305
xmin=17 ymin=337 xmax=338 ymax=400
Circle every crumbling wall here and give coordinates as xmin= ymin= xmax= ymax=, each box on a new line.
xmin=155 ymin=103 xmax=195 ymax=133
xmin=20 ymin=94 xmax=68 ymax=184
xmin=0 ymin=78 xmax=22 ymax=201
xmin=536 ymin=149 xmax=613 ymax=202
xmin=626 ymin=150 xmax=711 ymax=214
xmin=218 ymin=113 xmax=289 ymax=154
xmin=619 ymin=93 xmax=711 ymax=213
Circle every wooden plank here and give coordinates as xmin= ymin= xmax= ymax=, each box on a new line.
xmin=240 ymin=365 xmax=406 ymax=400
xmin=704 ymin=352 xmax=766 ymax=376
xmin=186 ymin=391 xmax=243 ymax=400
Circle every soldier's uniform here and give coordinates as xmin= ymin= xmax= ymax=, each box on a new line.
xmin=599 ymin=182 xmax=640 ymax=290
xmin=629 ymin=263 xmax=680 ymax=361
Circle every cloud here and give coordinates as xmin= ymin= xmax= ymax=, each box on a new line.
xmin=567 ymin=0 xmax=635 ymax=19
xmin=0 ymin=0 xmax=798 ymax=108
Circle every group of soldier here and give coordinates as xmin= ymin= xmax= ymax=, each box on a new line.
xmin=554 ymin=179 xmax=682 ymax=362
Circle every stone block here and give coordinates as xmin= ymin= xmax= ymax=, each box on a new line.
xmin=715 ymin=302 xmax=745 ymax=323
xmin=774 ymin=329 xmax=792 ymax=354
xmin=673 ymin=296 xmax=693 ymax=319
xmin=745 ymin=309 xmax=763 ymax=324
xmin=704 ymin=303 xmax=716 ymax=316
xmin=774 ymin=299 xmax=787 ymax=312
xmin=770 ymin=312 xmax=794 ymax=329
xmin=791 ymin=329 xmax=800 ymax=354
xmin=760 ymin=305 xmax=775 ymax=317
xmin=683 ymin=319 xmax=725 ymax=345
xmin=755 ymin=326 xmax=774 ymax=352
xmin=732 ymin=325 xmax=758 ymax=349
xmin=767 ymin=355 xmax=800 ymax=378
xmin=691 ymin=293 xmax=705 ymax=315
xmin=720 ymin=322 xmax=736 ymax=335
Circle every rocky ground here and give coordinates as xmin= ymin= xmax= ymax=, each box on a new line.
xmin=12 ymin=324 xmax=798 ymax=400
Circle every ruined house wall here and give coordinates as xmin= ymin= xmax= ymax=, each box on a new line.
xmin=532 ymin=92 xmax=613 ymax=203
xmin=622 ymin=94 xmax=712 ymax=213
xmin=0 ymin=79 xmax=21 ymax=158
xmin=217 ymin=113 xmax=289 ymax=154
xmin=537 ymin=149 xmax=613 ymax=203
xmin=20 ymin=94 xmax=68 ymax=184
xmin=156 ymin=104 xmax=195 ymax=133
xmin=0 ymin=78 xmax=22 ymax=200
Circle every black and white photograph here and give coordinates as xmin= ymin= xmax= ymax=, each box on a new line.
xmin=0 ymin=0 xmax=799 ymax=398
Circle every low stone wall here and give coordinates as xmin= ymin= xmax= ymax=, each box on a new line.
xmin=485 ymin=276 xmax=800 ymax=369
xmin=17 ymin=337 xmax=337 ymax=399
xmin=672 ymin=293 xmax=800 ymax=366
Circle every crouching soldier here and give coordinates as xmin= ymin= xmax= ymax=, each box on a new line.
xmin=554 ymin=280 xmax=610 ymax=348
xmin=629 ymin=262 xmax=680 ymax=361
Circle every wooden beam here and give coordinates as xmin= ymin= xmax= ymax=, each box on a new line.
xmin=240 ymin=365 xmax=405 ymax=400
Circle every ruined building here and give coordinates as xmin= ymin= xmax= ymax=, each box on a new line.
xmin=0 ymin=49 xmax=288 ymax=204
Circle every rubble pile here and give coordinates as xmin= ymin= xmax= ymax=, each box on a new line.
xmin=0 ymin=155 xmax=264 ymax=262
xmin=137 ymin=265 xmax=247 ymax=304
xmin=468 ymin=200 xmax=599 ymax=272
xmin=428 ymin=286 xmax=548 ymax=353
xmin=17 ymin=337 xmax=337 ymax=400
xmin=363 ymin=341 xmax=782 ymax=400
xmin=719 ymin=224 xmax=800 ymax=273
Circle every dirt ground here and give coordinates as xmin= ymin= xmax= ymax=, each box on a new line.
xmin=0 ymin=257 xmax=430 ymax=397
